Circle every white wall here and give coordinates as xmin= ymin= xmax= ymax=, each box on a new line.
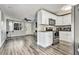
xmin=0 ymin=10 xmax=6 ymax=47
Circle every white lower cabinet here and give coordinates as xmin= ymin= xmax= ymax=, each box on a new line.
xmin=59 ymin=31 xmax=72 ymax=43
xmin=37 ymin=32 xmax=53 ymax=48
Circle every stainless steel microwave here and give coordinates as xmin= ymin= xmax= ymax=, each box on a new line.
xmin=49 ymin=18 xmax=55 ymax=25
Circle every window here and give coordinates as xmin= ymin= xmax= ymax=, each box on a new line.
xmin=14 ymin=22 xmax=22 ymax=30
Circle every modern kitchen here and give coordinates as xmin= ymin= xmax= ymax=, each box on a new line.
xmin=36 ymin=7 xmax=73 ymax=54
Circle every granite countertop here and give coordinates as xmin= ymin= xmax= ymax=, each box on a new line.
xmin=38 ymin=31 xmax=55 ymax=32
xmin=59 ymin=31 xmax=71 ymax=32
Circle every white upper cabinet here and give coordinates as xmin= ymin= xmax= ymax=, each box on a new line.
xmin=62 ymin=14 xmax=71 ymax=25
xmin=41 ymin=10 xmax=49 ymax=24
xmin=37 ymin=10 xmax=57 ymax=25
xmin=67 ymin=14 xmax=71 ymax=25
xmin=62 ymin=15 xmax=68 ymax=25
xmin=56 ymin=16 xmax=63 ymax=25
xmin=56 ymin=14 xmax=71 ymax=25
xmin=50 ymin=13 xmax=57 ymax=20
xmin=37 ymin=11 xmax=42 ymax=24
xmin=37 ymin=9 xmax=71 ymax=25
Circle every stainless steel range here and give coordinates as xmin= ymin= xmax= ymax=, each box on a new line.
xmin=53 ymin=31 xmax=59 ymax=44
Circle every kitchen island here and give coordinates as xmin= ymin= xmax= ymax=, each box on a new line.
xmin=37 ymin=31 xmax=53 ymax=48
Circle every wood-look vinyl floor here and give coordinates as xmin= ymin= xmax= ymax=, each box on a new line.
xmin=0 ymin=35 xmax=73 ymax=55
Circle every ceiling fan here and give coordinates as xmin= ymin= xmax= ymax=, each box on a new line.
xmin=24 ymin=18 xmax=31 ymax=21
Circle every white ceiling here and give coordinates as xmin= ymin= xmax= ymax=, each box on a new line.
xmin=0 ymin=4 xmax=70 ymax=20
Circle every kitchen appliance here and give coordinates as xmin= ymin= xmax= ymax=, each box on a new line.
xmin=49 ymin=18 xmax=55 ymax=25
xmin=53 ymin=31 xmax=59 ymax=44
xmin=45 ymin=26 xmax=59 ymax=45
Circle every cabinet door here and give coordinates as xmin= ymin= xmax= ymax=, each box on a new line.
xmin=60 ymin=32 xmax=72 ymax=42
xmin=67 ymin=14 xmax=71 ymax=25
xmin=62 ymin=14 xmax=71 ymax=25
xmin=47 ymin=32 xmax=53 ymax=44
xmin=41 ymin=10 xmax=57 ymax=25
xmin=59 ymin=32 xmax=64 ymax=40
xmin=62 ymin=16 xmax=67 ymax=25
xmin=37 ymin=11 xmax=42 ymax=24
xmin=51 ymin=14 xmax=57 ymax=20
xmin=41 ymin=10 xmax=49 ymax=24
xmin=44 ymin=32 xmax=53 ymax=46
xmin=56 ymin=16 xmax=63 ymax=25
xmin=59 ymin=32 xmax=68 ymax=41
xmin=37 ymin=32 xmax=45 ymax=45
xmin=67 ymin=32 xmax=72 ymax=42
